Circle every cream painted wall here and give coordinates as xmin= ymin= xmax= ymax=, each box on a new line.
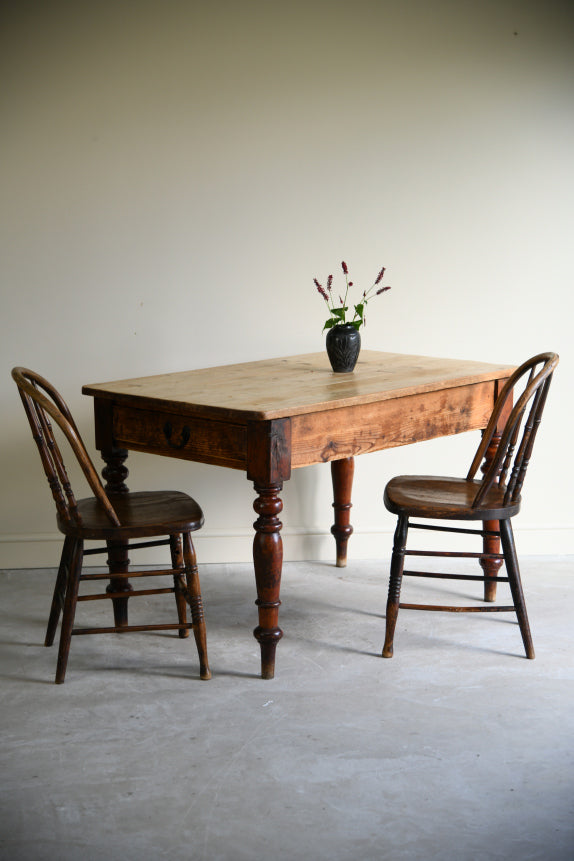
xmin=1 ymin=0 xmax=573 ymax=567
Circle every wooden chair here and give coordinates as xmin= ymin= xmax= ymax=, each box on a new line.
xmin=382 ymin=352 xmax=559 ymax=660
xmin=12 ymin=367 xmax=211 ymax=683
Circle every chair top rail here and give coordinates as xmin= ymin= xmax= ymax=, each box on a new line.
xmin=467 ymin=352 xmax=558 ymax=509
xmin=12 ymin=367 xmax=120 ymax=528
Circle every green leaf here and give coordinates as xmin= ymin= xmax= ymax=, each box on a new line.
xmin=322 ymin=318 xmax=337 ymax=331
xmin=354 ymin=303 xmax=364 ymax=317
xmin=332 ymin=307 xmax=347 ymax=319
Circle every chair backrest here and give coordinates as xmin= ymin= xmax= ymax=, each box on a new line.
xmin=467 ymin=352 xmax=559 ymax=509
xmin=12 ymin=367 xmax=120 ymax=529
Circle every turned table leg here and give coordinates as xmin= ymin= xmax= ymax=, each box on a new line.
xmin=101 ymin=446 xmax=132 ymax=626
xmin=480 ymin=431 xmax=503 ymax=602
xmin=246 ymin=418 xmax=291 ymax=679
xmin=331 ymin=457 xmax=354 ymax=568
xmin=252 ymin=482 xmax=284 ymax=679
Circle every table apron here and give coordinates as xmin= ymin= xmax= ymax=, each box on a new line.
xmin=100 ymin=380 xmax=495 ymax=472
xmin=290 ymin=381 xmax=495 ymax=467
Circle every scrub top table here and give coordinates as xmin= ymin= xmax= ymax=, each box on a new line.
xmin=83 ymin=351 xmax=514 ymax=679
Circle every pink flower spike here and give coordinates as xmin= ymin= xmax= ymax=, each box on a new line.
xmin=375 ymin=267 xmax=386 ymax=285
xmin=313 ymin=278 xmax=322 ymax=288
xmin=327 ymin=275 xmax=333 ymax=291
xmin=317 ymin=285 xmax=329 ymax=301
xmin=376 ymin=285 xmax=391 ymax=295
xmin=341 ymin=261 xmax=348 ymax=274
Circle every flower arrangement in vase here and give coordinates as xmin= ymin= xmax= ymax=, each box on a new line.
xmin=314 ymin=261 xmax=391 ymax=372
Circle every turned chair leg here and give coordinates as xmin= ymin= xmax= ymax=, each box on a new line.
xmin=45 ymin=535 xmax=75 ymax=647
xmin=499 ymin=519 xmax=535 ymax=659
xmin=170 ymin=534 xmax=190 ymax=639
xmin=382 ymin=515 xmax=409 ymax=658
xmin=182 ymin=532 xmax=211 ymax=680
xmin=55 ymin=538 xmax=83 ymax=684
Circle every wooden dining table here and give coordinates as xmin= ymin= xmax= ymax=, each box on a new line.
xmin=83 ymin=350 xmax=514 ymax=679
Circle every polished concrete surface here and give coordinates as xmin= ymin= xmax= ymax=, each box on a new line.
xmin=1 ymin=556 xmax=573 ymax=861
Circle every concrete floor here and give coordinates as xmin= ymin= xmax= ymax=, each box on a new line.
xmin=1 ymin=556 xmax=573 ymax=861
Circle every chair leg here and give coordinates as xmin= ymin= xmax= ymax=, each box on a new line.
xmin=382 ymin=515 xmax=409 ymax=658
xmin=55 ymin=538 xmax=83 ymax=684
xmin=45 ymin=535 xmax=74 ymax=647
xmin=182 ymin=532 xmax=211 ymax=680
xmin=499 ymin=519 xmax=535 ymax=659
xmin=170 ymin=534 xmax=190 ymax=639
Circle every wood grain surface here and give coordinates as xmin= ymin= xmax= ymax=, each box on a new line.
xmin=83 ymin=351 xmax=514 ymax=421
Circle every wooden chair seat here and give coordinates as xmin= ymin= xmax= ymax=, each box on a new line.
xmin=384 ymin=476 xmax=521 ymax=521
xmin=12 ymin=367 xmax=211 ymax=684
xmin=58 ymin=490 xmax=204 ymax=539
xmin=381 ymin=352 xmax=558 ymax=661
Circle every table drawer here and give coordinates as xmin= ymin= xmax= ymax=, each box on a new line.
xmin=112 ymin=406 xmax=247 ymax=470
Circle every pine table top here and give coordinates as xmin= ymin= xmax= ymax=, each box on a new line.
xmin=83 ymin=351 xmax=514 ymax=422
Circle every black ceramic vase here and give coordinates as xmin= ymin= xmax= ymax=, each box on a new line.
xmin=326 ymin=323 xmax=361 ymax=373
